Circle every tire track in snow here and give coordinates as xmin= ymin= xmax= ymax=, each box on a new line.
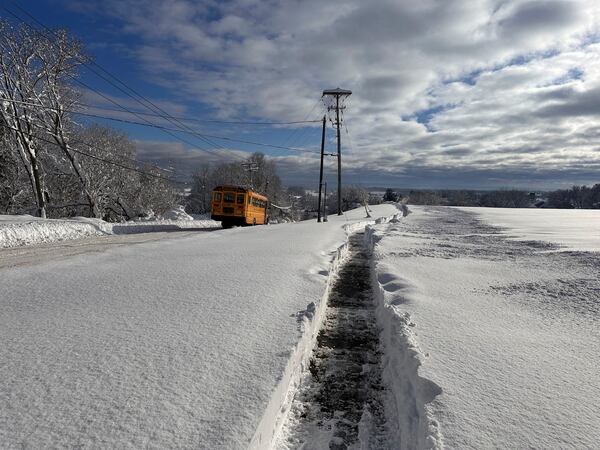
xmin=0 ymin=228 xmax=220 ymax=269
xmin=279 ymin=232 xmax=388 ymax=449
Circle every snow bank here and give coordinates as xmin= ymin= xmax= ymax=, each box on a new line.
xmin=0 ymin=214 xmax=220 ymax=248
xmin=249 ymin=226 xmax=351 ymax=450
xmin=365 ymin=223 xmax=443 ymax=450
xmin=162 ymin=205 xmax=194 ymax=221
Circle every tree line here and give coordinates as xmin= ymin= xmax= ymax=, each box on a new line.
xmin=186 ymin=152 xmax=285 ymax=215
xmin=0 ymin=20 xmax=175 ymax=220
xmin=389 ymin=185 xmax=600 ymax=209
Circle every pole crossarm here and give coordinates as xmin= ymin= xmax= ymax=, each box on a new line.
xmin=322 ymin=88 xmax=353 ymax=96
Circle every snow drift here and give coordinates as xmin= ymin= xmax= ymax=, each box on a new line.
xmin=0 ymin=213 xmax=219 ymax=248
xmin=365 ymin=223 xmax=443 ymax=450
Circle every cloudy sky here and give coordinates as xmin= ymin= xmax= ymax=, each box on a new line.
xmin=16 ymin=0 xmax=600 ymax=189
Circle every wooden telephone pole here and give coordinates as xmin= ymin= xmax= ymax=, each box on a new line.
xmin=241 ymin=162 xmax=259 ymax=189
xmin=317 ymin=115 xmax=326 ymax=222
xmin=322 ymin=88 xmax=352 ymax=215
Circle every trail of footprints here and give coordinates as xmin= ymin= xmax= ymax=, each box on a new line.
xmin=282 ymin=233 xmax=388 ymax=449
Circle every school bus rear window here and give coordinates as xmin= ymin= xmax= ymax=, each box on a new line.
xmin=224 ymin=193 xmax=234 ymax=203
xmin=237 ymin=194 xmax=244 ymax=204
xmin=214 ymin=192 xmax=222 ymax=202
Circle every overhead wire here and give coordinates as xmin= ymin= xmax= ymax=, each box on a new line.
xmin=78 ymin=102 xmax=322 ymax=126
xmin=2 ymin=2 xmax=326 ymax=170
xmin=2 ymin=106 xmax=169 ymax=171
xmin=2 ymin=3 xmax=244 ymax=163
xmin=279 ymin=97 xmax=323 ymax=149
xmin=6 ymin=2 xmax=228 ymax=139
xmin=0 ymin=121 xmax=186 ymax=184
xmin=339 ymin=107 xmax=369 ymax=191
xmin=0 ymin=98 xmax=322 ymax=155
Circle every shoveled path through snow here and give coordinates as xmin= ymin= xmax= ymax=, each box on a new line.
xmin=279 ymin=232 xmax=387 ymax=449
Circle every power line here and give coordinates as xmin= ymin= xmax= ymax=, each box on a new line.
xmin=0 ymin=98 xmax=321 ymax=155
xmin=75 ymin=109 xmax=321 ymax=154
xmin=0 ymin=100 xmax=148 ymax=167
xmin=0 ymin=120 xmax=185 ymax=184
xmin=2 ymin=3 xmax=324 ymax=168
xmin=280 ymin=98 xmax=324 ymax=148
xmin=79 ymin=103 xmax=322 ymax=126
xmin=2 ymin=3 xmax=244 ymax=163
xmin=289 ymin=122 xmax=321 ymax=151
xmin=76 ymin=111 xmax=322 ymax=154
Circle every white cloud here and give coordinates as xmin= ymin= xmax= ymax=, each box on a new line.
xmin=69 ymin=0 xmax=600 ymax=188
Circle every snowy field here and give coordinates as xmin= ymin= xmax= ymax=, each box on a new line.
xmin=0 ymin=204 xmax=400 ymax=449
xmin=369 ymin=206 xmax=600 ymax=448
xmin=461 ymin=206 xmax=600 ymax=251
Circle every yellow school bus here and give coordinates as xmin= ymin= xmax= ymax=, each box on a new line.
xmin=210 ymin=185 xmax=269 ymax=228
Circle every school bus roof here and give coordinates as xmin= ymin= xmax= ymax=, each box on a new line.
xmin=212 ymin=186 xmax=268 ymax=201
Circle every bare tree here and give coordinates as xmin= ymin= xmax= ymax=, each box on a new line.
xmin=0 ymin=21 xmax=51 ymax=217
xmin=187 ymin=166 xmax=212 ymax=214
xmin=131 ymin=163 xmax=177 ymax=218
xmin=72 ymin=125 xmax=138 ymax=219
xmin=241 ymin=152 xmax=285 ymax=207
xmin=28 ymin=27 xmax=97 ymax=216
xmin=194 ymin=152 xmax=285 ymax=206
xmin=328 ymin=185 xmax=369 ymax=212
xmin=0 ymin=21 xmax=97 ymax=217
xmin=0 ymin=118 xmax=31 ymax=213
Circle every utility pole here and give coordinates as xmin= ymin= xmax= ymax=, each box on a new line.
xmin=317 ymin=115 xmax=326 ymax=222
xmin=322 ymin=88 xmax=352 ymax=215
xmin=241 ymin=162 xmax=259 ymax=190
xmin=323 ymin=181 xmax=328 ymax=222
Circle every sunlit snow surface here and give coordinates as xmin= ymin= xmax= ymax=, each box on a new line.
xmin=461 ymin=206 xmax=600 ymax=251
xmin=371 ymin=206 xmax=600 ymax=449
xmin=0 ymin=205 xmax=398 ymax=449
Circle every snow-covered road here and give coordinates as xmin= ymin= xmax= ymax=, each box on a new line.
xmin=0 ymin=230 xmax=217 ymax=269
xmin=0 ymin=204 xmax=399 ymax=449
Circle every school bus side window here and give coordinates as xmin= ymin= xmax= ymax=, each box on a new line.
xmin=214 ymin=193 xmax=222 ymax=202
